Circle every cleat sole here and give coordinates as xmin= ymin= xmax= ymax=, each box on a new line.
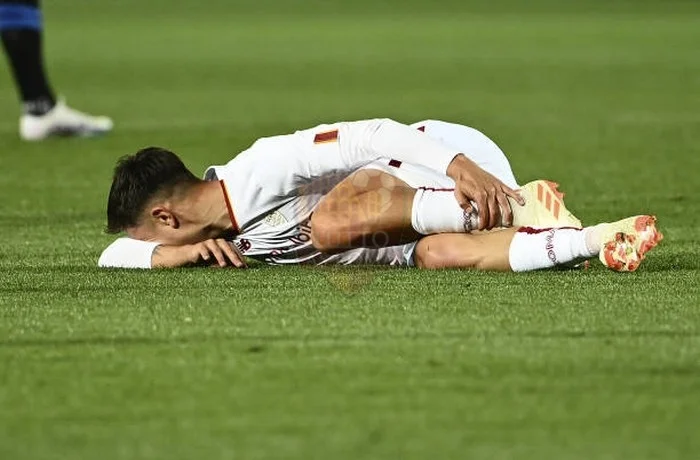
xmin=600 ymin=215 xmax=663 ymax=272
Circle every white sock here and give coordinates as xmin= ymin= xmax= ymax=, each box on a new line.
xmin=411 ymin=188 xmax=478 ymax=235
xmin=508 ymin=226 xmax=598 ymax=272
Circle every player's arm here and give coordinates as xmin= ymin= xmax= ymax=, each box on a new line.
xmin=97 ymin=238 xmax=246 ymax=269
xmin=338 ymin=118 xmax=459 ymax=174
xmin=338 ymin=119 xmax=524 ymax=229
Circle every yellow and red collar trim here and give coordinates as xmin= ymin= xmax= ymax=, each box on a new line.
xmin=218 ymin=180 xmax=240 ymax=234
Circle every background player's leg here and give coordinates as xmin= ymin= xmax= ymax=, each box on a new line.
xmin=412 ymin=119 xmax=519 ymax=188
xmin=0 ymin=0 xmax=113 ymax=140
xmin=0 ymin=0 xmax=55 ymax=113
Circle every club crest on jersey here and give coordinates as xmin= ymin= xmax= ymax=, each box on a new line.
xmin=263 ymin=211 xmax=289 ymax=227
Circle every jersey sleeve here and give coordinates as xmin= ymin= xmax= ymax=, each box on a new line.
xmin=97 ymin=237 xmax=160 ymax=269
xmin=336 ymin=118 xmax=460 ymax=174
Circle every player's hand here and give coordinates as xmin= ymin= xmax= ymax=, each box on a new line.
xmin=152 ymin=239 xmax=247 ymax=268
xmin=189 ymin=239 xmax=247 ymax=268
xmin=446 ymin=154 xmax=525 ymax=230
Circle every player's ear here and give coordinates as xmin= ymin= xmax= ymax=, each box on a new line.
xmin=151 ymin=207 xmax=179 ymax=229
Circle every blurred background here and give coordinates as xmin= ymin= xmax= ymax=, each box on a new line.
xmin=2 ymin=2 xmax=697 ymax=176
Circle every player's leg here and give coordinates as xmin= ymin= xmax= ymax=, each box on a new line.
xmin=312 ymin=164 xmax=574 ymax=253
xmin=312 ymin=156 xmax=523 ymax=253
xmin=415 ymin=227 xmax=591 ymax=271
xmin=0 ymin=0 xmax=113 ymax=140
xmin=415 ymin=215 xmax=662 ymax=272
xmin=0 ymin=0 xmax=54 ymax=111
xmin=415 ymin=228 xmax=516 ymax=271
xmin=311 ymin=168 xmax=421 ymax=252
xmin=310 ymin=164 xmax=662 ymax=271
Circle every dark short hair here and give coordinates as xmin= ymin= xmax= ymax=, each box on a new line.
xmin=106 ymin=147 xmax=200 ymax=234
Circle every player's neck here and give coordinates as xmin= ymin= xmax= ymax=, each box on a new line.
xmin=183 ymin=181 xmax=234 ymax=235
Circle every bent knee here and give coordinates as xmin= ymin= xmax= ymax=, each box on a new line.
xmin=310 ymin=212 xmax=341 ymax=253
xmin=415 ymin=238 xmax=454 ymax=269
xmin=415 ymin=240 xmax=441 ymax=269
xmin=415 ymin=236 xmax=485 ymax=270
xmin=310 ymin=213 xmax=329 ymax=252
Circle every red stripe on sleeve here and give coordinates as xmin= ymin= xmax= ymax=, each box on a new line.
xmin=314 ymin=129 xmax=339 ymax=144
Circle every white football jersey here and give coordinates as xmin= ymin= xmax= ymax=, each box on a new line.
xmin=98 ymin=118 xmax=462 ymax=269
xmin=207 ymin=160 xmax=414 ymax=266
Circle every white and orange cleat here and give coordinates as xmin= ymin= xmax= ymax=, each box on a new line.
xmin=597 ymin=215 xmax=663 ymax=272
xmin=508 ymin=180 xmax=583 ymax=229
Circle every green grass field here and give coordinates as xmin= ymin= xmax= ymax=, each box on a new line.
xmin=1 ymin=1 xmax=699 ymax=458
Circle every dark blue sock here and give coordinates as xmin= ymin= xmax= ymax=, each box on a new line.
xmin=0 ymin=1 xmax=55 ymax=113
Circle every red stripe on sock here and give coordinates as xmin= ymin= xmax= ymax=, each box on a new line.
xmin=517 ymin=226 xmax=581 ymax=234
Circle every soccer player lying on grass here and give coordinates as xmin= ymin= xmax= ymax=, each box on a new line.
xmin=98 ymin=119 xmax=662 ymax=272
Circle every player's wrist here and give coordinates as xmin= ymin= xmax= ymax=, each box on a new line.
xmin=150 ymin=244 xmax=197 ymax=268
xmin=446 ymin=153 xmax=469 ymax=179
xmin=150 ymin=244 xmax=169 ymax=268
xmin=185 ymin=243 xmax=203 ymax=265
